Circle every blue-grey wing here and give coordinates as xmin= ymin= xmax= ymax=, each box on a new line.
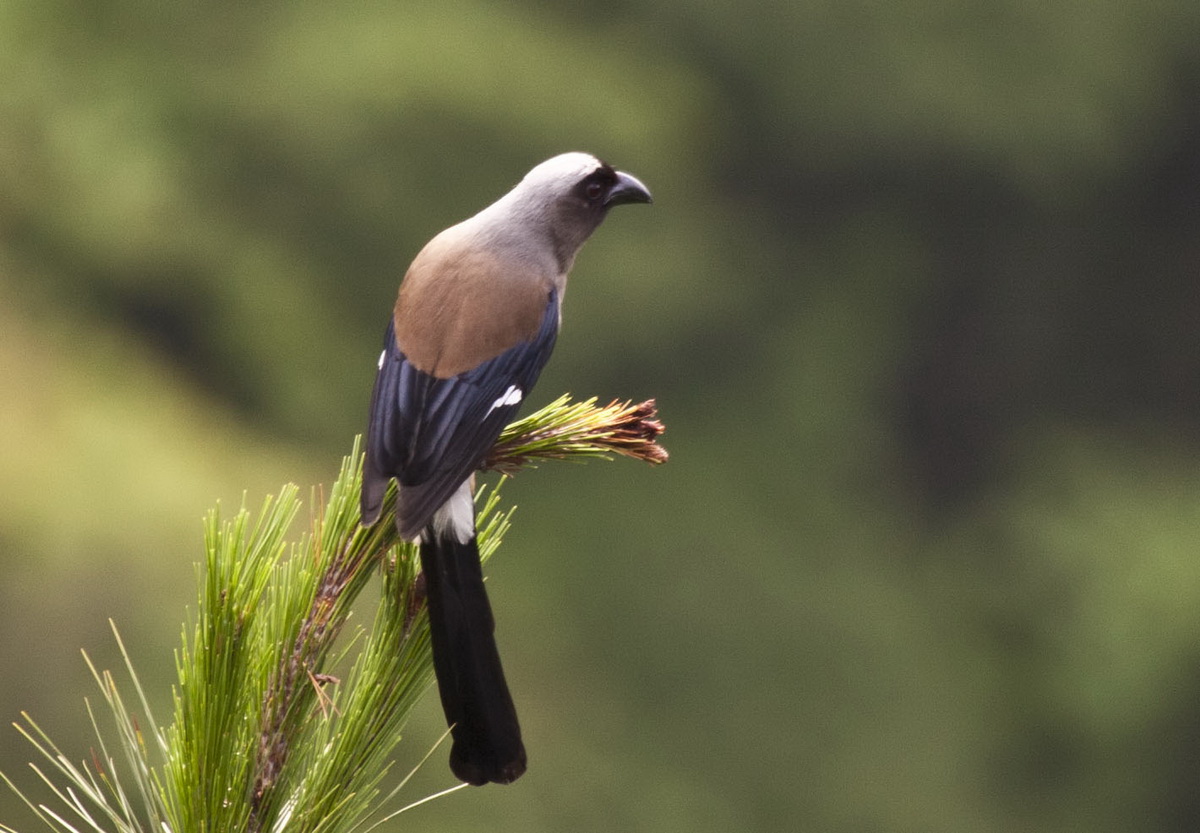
xmin=361 ymin=289 xmax=559 ymax=534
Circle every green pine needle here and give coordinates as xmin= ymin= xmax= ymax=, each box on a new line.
xmin=0 ymin=395 xmax=667 ymax=833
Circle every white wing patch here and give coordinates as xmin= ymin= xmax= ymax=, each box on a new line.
xmin=377 ymin=349 xmax=386 ymax=370
xmin=487 ymin=384 xmax=524 ymax=417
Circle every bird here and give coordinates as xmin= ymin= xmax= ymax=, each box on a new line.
xmin=360 ymin=152 xmax=652 ymax=785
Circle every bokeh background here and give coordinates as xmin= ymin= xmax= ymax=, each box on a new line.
xmin=4 ymin=1 xmax=1200 ymax=831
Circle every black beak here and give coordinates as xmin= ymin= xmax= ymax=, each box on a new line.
xmin=605 ymin=170 xmax=653 ymax=206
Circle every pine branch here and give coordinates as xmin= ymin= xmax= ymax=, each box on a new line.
xmin=486 ymin=396 xmax=668 ymax=473
xmin=0 ymin=394 xmax=667 ymax=833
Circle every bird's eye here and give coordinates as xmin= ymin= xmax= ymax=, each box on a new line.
xmin=584 ymin=181 xmax=605 ymax=201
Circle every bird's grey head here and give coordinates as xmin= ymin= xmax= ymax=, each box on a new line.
xmin=518 ymin=152 xmax=652 ymax=211
xmin=484 ymin=152 xmax=652 ymax=270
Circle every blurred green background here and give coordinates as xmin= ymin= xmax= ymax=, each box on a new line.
xmin=4 ymin=1 xmax=1200 ymax=830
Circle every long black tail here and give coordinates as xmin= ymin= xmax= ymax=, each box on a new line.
xmin=419 ymin=532 xmax=526 ymax=785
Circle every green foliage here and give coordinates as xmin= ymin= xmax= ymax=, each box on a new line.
xmin=2 ymin=443 xmax=451 ymax=833
xmin=0 ymin=398 xmax=667 ymax=833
